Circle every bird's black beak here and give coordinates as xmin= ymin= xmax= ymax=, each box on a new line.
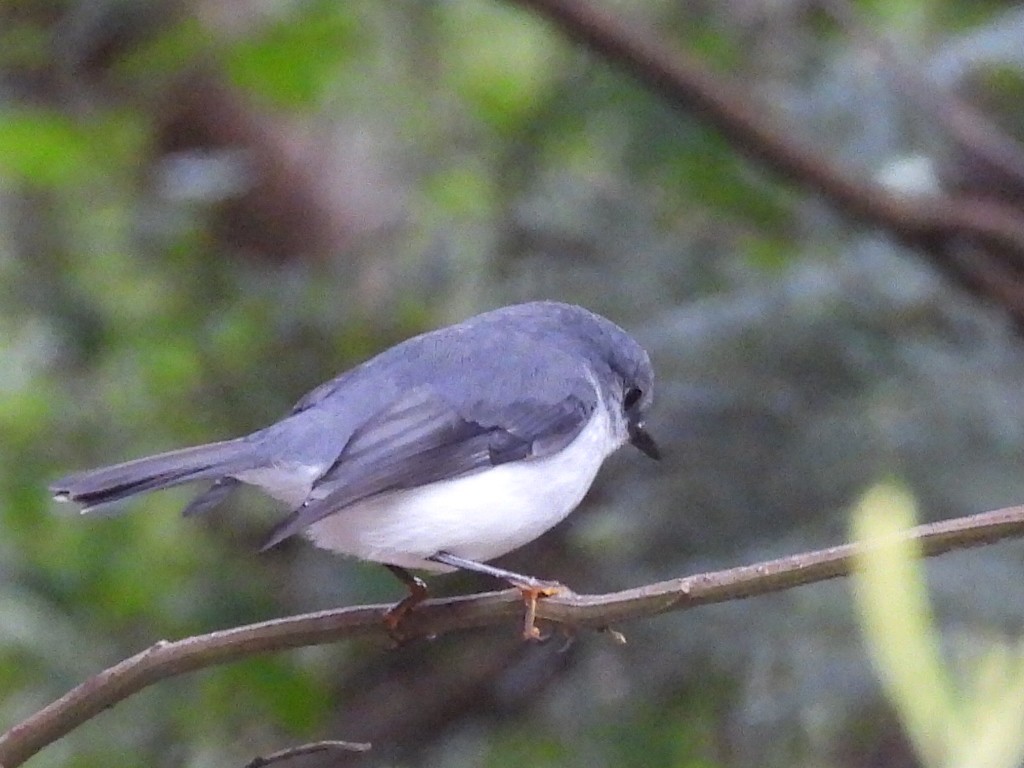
xmin=628 ymin=421 xmax=661 ymax=460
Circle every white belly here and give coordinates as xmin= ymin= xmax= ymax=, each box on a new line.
xmin=305 ymin=407 xmax=623 ymax=571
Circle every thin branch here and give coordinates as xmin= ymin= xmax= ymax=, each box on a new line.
xmin=504 ymin=0 xmax=1024 ymax=313
xmin=820 ymin=0 xmax=1024 ymax=198
xmin=245 ymin=739 xmax=372 ymax=768
xmin=2 ymin=505 xmax=1024 ymax=767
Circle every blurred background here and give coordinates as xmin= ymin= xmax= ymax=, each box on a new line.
xmin=3 ymin=0 xmax=1024 ymax=766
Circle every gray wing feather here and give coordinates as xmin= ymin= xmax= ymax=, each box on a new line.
xmin=289 ymin=368 xmax=358 ymax=415
xmin=261 ymin=381 xmax=595 ymax=549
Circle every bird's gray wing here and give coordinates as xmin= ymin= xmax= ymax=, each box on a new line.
xmin=289 ymin=368 xmax=357 ymax=415
xmin=260 ymin=382 xmax=596 ymax=549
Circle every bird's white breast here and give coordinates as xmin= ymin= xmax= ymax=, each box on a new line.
xmin=304 ymin=404 xmax=624 ymax=571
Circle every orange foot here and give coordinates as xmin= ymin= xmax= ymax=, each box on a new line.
xmin=509 ymin=578 xmax=563 ymax=640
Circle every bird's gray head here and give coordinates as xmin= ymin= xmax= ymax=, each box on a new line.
xmin=569 ymin=306 xmax=660 ymax=461
xmin=498 ymin=302 xmax=660 ymax=460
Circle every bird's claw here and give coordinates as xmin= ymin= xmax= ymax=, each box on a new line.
xmin=512 ymin=578 xmax=564 ymax=641
xmin=383 ymin=576 xmax=429 ymax=642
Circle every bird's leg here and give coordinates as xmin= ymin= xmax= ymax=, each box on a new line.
xmin=428 ymin=551 xmax=564 ymax=640
xmin=383 ymin=564 xmax=429 ymax=633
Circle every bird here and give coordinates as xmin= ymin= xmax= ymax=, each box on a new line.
xmin=51 ymin=301 xmax=659 ymax=638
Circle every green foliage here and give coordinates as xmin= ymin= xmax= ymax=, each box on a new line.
xmin=483 ymin=689 xmax=724 ymax=768
xmin=484 ymin=731 xmax=571 ymax=767
xmin=854 ymin=0 xmax=1009 ymax=34
xmin=114 ymin=17 xmax=213 ymax=81
xmin=197 ymin=657 xmax=331 ymax=736
xmin=423 ymin=161 xmax=495 ymax=218
xmin=645 ymin=121 xmax=794 ymax=232
xmin=119 ymin=3 xmax=360 ymax=110
xmin=441 ymin=1 xmax=562 ymax=133
xmin=855 ymin=0 xmax=933 ymax=39
xmin=684 ymin=26 xmax=743 ymax=72
xmin=595 ymin=699 xmax=721 ymax=768
xmin=0 ymin=110 xmax=145 ymax=188
xmin=222 ymin=1 xmax=358 ymax=109
xmin=742 ymin=235 xmax=796 ymax=273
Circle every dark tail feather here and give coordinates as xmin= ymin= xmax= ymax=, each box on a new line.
xmin=51 ymin=438 xmax=257 ymax=513
xmin=181 ymin=477 xmax=242 ymax=517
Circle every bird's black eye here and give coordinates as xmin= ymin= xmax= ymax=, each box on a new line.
xmin=624 ymin=386 xmax=642 ymax=410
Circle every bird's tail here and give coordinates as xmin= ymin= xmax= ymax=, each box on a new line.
xmin=51 ymin=438 xmax=258 ymax=513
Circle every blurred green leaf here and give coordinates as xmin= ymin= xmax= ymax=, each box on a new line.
xmin=685 ymin=26 xmax=743 ymax=72
xmin=199 ymin=657 xmax=330 ymax=735
xmin=743 ymin=235 xmax=795 ymax=273
xmin=484 ymin=731 xmax=570 ymax=768
xmin=114 ymin=17 xmax=213 ymax=81
xmin=222 ymin=2 xmax=358 ymax=109
xmin=443 ymin=2 xmax=560 ymax=132
xmin=0 ymin=111 xmax=98 ymax=187
xmin=853 ymin=482 xmax=1024 ymax=768
xmin=0 ymin=109 xmax=145 ymax=188
xmin=855 ymin=0 xmax=932 ymax=38
xmin=852 ymin=482 xmax=959 ymax=766
xmin=658 ymin=127 xmax=793 ymax=230
xmin=424 ymin=161 xmax=494 ymax=218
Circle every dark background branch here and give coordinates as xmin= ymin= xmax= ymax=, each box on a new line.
xmin=507 ymin=0 xmax=1024 ymax=322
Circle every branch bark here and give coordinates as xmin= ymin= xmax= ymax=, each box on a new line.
xmin=3 ymin=504 xmax=1024 ymax=767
